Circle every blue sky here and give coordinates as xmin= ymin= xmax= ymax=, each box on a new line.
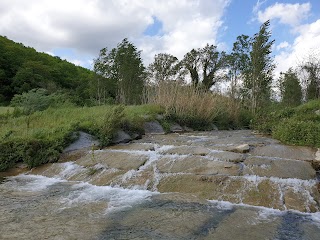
xmin=0 ymin=0 xmax=319 ymax=77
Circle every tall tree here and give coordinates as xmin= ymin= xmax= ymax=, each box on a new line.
xmin=279 ymin=68 xmax=302 ymax=107
xmin=182 ymin=44 xmax=226 ymax=90
xmin=244 ymin=20 xmax=275 ymax=113
xmin=94 ymin=38 xmax=146 ymax=104
xmin=148 ymin=53 xmax=183 ymax=83
xmin=301 ymin=56 xmax=320 ymax=101
xmin=226 ymin=35 xmax=251 ymax=99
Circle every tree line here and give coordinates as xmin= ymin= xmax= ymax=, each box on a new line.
xmin=94 ymin=20 xmax=320 ymax=113
xmin=1 ymin=20 xmax=319 ymax=110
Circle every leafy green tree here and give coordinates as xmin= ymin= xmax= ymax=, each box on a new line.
xmin=182 ymin=44 xmax=227 ymax=90
xmin=279 ymin=68 xmax=302 ymax=106
xmin=148 ymin=53 xmax=183 ymax=83
xmin=301 ymin=56 xmax=320 ymax=101
xmin=226 ymin=35 xmax=251 ymax=99
xmin=94 ymin=38 xmax=146 ymax=104
xmin=244 ymin=20 xmax=275 ymax=113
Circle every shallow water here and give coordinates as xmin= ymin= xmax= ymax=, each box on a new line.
xmin=1 ymin=130 xmax=320 ymax=239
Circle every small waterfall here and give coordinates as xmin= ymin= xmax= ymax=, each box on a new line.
xmin=1 ymin=130 xmax=320 ymax=239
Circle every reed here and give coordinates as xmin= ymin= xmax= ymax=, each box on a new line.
xmin=145 ymin=81 xmax=242 ymax=129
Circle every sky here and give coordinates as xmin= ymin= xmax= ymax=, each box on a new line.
xmin=0 ymin=0 xmax=320 ymax=78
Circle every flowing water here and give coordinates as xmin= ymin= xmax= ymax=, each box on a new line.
xmin=1 ymin=130 xmax=320 ymax=239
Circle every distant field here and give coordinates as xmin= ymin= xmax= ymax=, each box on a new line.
xmin=0 ymin=107 xmax=14 ymax=115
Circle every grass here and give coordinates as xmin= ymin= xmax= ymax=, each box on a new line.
xmin=0 ymin=104 xmax=164 ymax=171
xmin=252 ymin=100 xmax=320 ymax=148
xmin=145 ymin=81 xmax=250 ymax=130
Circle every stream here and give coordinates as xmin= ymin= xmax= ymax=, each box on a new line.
xmin=0 ymin=130 xmax=320 ymax=239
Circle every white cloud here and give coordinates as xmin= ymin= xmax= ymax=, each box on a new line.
xmin=257 ymin=2 xmax=311 ymax=26
xmin=276 ymin=41 xmax=290 ymax=51
xmin=275 ymin=19 xmax=320 ymax=76
xmin=0 ymin=0 xmax=230 ymax=66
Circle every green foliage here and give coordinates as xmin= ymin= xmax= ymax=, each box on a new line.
xmin=0 ymin=104 xmax=164 ymax=171
xmin=279 ymin=68 xmax=302 ymax=107
xmin=148 ymin=53 xmax=183 ymax=83
xmin=0 ymin=35 xmax=103 ymax=105
xmin=11 ymin=88 xmax=71 ymax=115
xmin=182 ymin=44 xmax=227 ymax=89
xmin=94 ymin=38 xmax=145 ymax=105
xmin=244 ymin=21 xmax=275 ymax=113
xmin=252 ymin=100 xmax=320 ymax=147
xmin=273 ymin=119 xmax=320 ymax=147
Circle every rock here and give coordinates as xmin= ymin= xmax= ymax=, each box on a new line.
xmin=155 ymin=155 xmax=240 ymax=176
xmin=211 ymin=124 xmax=218 ymax=131
xmin=315 ymin=109 xmax=320 ymax=116
xmin=162 ymin=146 xmax=211 ymax=156
xmin=316 ymin=149 xmax=320 ymax=161
xmin=251 ymin=144 xmax=316 ymax=161
xmin=143 ymin=121 xmax=165 ymax=134
xmin=108 ymin=143 xmax=155 ymax=151
xmin=130 ymin=133 xmax=142 ymax=140
xmin=232 ymin=144 xmax=250 ymax=153
xmin=64 ymin=131 xmax=99 ymax=152
xmin=76 ymin=151 xmax=148 ymax=171
xmin=112 ymin=130 xmax=132 ymax=144
xmin=208 ymin=151 xmax=244 ymax=163
xmin=170 ymin=123 xmax=183 ymax=133
xmin=243 ymin=156 xmax=316 ymax=180
xmin=183 ymin=126 xmax=194 ymax=132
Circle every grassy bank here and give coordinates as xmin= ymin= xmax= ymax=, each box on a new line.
xmin=0 ymin=105 xmax=163 ymax=171
xmin=252 ymin=100 xmax=320 ymax=148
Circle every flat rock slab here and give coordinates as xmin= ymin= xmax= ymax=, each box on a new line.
xmin=157 ymin=174 xmax=320 ymax=212
xmin=108 ymin=143 xmax=155 ymax=151
xmin=76 ymin=151 xmax=148 ymax=170
xmin=208 ymin=151 xmax=244 ymax=163
xmin=204 ymin=208 xmax=281 ymax=240
xmin=243 ymin=156 xmax=316 ymax=180
xmin=155 ymin=155 xmax=240 ymax=176
xmin=251 ymin=144 xmax=316 ymax=161
xmin=161 ymin=146 xmax=211 ymax=156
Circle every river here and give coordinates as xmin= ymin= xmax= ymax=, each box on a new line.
xmin=0 ymin=130 xmax=319 ymax=239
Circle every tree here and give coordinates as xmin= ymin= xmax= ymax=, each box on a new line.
xmin=244 ymin=20 xmax=275 ymax=113
xmin=279 ymin=68 xmax=302 ymax=107
xmin=182 ymin=44 xmax=227 ymax=90
xmin=94 ymin=38 xmax=146 ymax=104
xmin=226 ymin=35 xmax=251 ymax=99
xmin=148 ymin=53 xmax=183 ymax=83
xmin=301 ymin=55 xmax=320 ymax=101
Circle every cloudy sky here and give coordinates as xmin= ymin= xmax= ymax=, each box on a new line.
xmin=0 ymin=0 xmax=319 ymax=77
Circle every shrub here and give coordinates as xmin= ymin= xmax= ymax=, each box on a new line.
xmin=273 ymin=119 xmax=320 ymax=147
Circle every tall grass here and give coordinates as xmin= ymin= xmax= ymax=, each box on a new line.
xmin=145 ymin=81 xmax=245 ymax=129
xmin=0 ymin=104 xmax=163 ymax=171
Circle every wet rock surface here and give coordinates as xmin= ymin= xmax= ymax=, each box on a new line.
xmin=1 ymin=130 xmax=320 ymax=239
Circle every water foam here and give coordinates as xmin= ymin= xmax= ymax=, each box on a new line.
xmin=61 ymin=182 xmax=156 ymax=212
xmin=1 ymin=174 xmax=64 ymax=191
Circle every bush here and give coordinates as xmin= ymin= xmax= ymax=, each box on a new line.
xmin=273 ymin=119 xmax=320 ymax=147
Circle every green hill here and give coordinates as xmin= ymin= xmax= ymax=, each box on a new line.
xmin=0 ymin=36 xmax=115 ymax=105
